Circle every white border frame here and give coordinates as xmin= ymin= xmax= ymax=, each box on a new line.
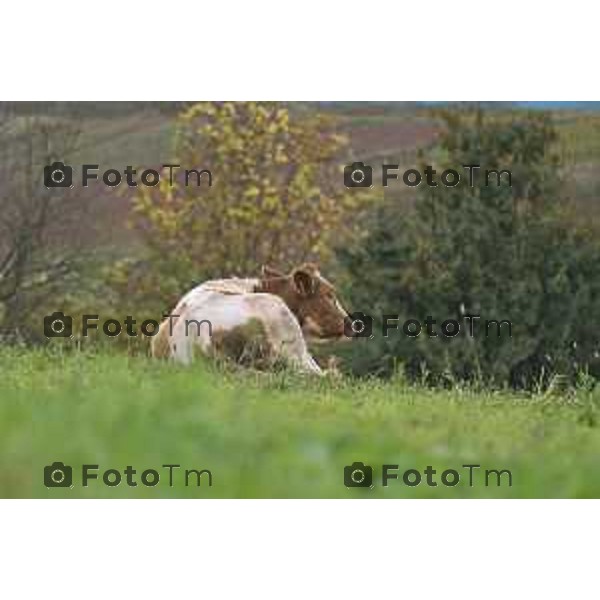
xmin=2 ymin=501 xmax=598 ymax=599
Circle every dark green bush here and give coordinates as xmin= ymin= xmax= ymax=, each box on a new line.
xmin=339 ymin=109 xmax=600 ymax=387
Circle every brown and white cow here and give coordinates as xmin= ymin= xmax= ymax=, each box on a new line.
xmin=151 ymin=263 xmax=350 ymax=374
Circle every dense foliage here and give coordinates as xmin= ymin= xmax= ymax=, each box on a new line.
xmin=339 ymin=110 xmax=600 ymax=386
xmin=110 ymin=102 xmax=361 ymax=313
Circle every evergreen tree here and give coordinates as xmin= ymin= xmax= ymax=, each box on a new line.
xmin=339 ymin=109 xmax=600 ymax=386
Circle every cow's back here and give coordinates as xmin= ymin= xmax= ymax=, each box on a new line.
xmin=164 ymin=282 xmax=310 ymax=367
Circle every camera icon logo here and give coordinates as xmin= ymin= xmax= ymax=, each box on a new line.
xmin=44 ymin=462 xmax=73 ymax=488
xmin=44 ymin=311 xmax=73 ymax=338
xmin=344 ymin=312 xmax=374 ymax=338
xmin=344 ymin=161 xmax=373 ymax=188
xmin=344 ymin=462 xmax=373 ymax=488
xmin=44 ymin=161 xmax=73 ymax=188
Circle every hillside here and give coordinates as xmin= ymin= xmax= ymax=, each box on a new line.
xmin=3 ymin=101 xmax=599 ymax=262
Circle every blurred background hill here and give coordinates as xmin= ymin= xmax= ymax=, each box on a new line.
xmin=2 ymin=101 xmax=600 ymax=387
xmin=2 ymin=100 xmax=598 ymax=253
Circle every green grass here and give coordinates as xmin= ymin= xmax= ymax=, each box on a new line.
xmin=2 ymin=347 xmax=600 ymax=498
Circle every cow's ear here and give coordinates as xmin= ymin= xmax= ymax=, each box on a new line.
xmin=261 ymin=265 xmax=284 ymax=278
xmin=293 ymin=269 xmax=316 ymax=297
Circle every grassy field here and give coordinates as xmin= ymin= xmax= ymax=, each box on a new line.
xmin=2 ymin=347 xmax=600 ymax=498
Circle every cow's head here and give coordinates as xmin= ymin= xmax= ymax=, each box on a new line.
xmin=258 ymin=263 xmax=349 ymax=341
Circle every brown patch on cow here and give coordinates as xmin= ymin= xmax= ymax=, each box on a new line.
xmin=256 ymin=263 xmax=349 ymax=340
xmin=261 ymin=265 xmax=285 ymax=278
xmin=150 ymin=304 xmax=186 ymax=358
xmin=151 ymin=318 xmax=172 ymax=358
xmin=210 ymin=318 xmax=273 ymax=367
